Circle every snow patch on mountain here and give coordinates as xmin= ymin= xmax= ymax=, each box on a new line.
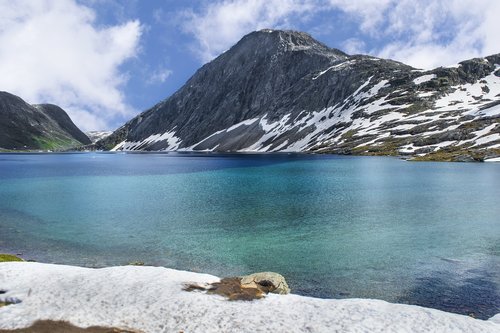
xmin=413 ymin=74 xmax=436 ymax=85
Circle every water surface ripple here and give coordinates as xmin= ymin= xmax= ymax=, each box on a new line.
xmin=0 ymin=153 xmax=499 ymax=318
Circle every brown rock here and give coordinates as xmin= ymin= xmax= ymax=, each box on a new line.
xmin=0 ymin=320 xmax=139 ymax=333
xmin=240 ymin=272 xmax=290 ymax=294
xmin=183 ymin=271 xmax=290 ymax=300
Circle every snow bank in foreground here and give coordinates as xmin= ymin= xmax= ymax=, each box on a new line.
xmin=0 ymin=263 xmax=499 ymax=333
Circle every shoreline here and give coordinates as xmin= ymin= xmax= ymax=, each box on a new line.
xmin=1 ymin=262 xmax=499 ymax=333
xmin=1 ymin=149 xmax=499 ymax=163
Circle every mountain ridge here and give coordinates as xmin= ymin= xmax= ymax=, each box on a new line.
xmin=0 ymin=91 xmax=91 ymax=150
xmin=95 ymin=29 xmax=500 ymax=161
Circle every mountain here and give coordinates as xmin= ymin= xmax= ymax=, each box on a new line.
xmin=86 ymin=131 xmax=113 ymax=143
xmin=0 ymin=91 xmax=91 ymax=150
xmin=96 ymin=29 xmax=500 ymax=161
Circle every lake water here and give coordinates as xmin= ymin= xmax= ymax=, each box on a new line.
xmin=0 ymin=153 xmax=499 ymax=318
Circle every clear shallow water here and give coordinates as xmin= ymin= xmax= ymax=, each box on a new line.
xmin=0 ymin=153 xmax=499 ymax=318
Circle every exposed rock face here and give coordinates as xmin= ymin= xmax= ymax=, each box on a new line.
xmin=0 ymin=92 xmax=90 ymax=150
xmin=96 ymin=29 xmax=500 ymax=161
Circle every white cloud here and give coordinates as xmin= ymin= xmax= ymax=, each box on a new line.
xmin=326 ymin=0 xmax=393 ymax=33
xmin=180 ymin=0 xmax=500 ymax=69
xmin=342 ymin=38 xmax=366 ymax=55
xmin=180 ymin=0 xmax=317 ymax=63
xmin=146 ymin=67 xmax=173 ymax=84
xmin=319 ymin=0 xmax=500 ymax=68
xmin=0 ymin=0 xmax=142 ymax=131
xmin=370 ymin=0 xmax=500 ymax=68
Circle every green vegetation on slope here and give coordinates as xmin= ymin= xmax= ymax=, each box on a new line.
xmin=33 ymin=135 xmax=82 ymax=151
xmin=0 ymin=253 xmax=24 ymax=262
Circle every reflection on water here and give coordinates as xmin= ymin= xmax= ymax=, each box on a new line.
xmin=399 ymin=268 xmax=499 ymax=319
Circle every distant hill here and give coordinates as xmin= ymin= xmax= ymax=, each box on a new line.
xmin=96 ymin=29 xmax=500 ymax=161
xmin=86 ymin=131 xmax=113 ymax=143
xmin=0 ymin=91 xmax=90 ymax=150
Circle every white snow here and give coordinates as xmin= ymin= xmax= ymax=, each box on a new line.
xmin=413 ymin=74 xmax=436 ymax=85
xmin=1 ymin=262 xmax=499 ymax=333
xmin=476 ymin=104 xmax=500 ymax=117
xmin=390 ymin=124 xmax=416 ymax=131
xmin=189 ymin=118 xmax=260 ymax=150
xmin=418 ymin=91 xmax=435 ymax=98
xmin=225 ymin=118 xmax=259 ymax=132
xmin=458 ymin=124 xmax=497 ymax=146
xmin=111 ymin=130 xmax=182 ymax=151
xmin=399 ymin=144 xmax=415 ymax=153
xmin=431 ymin=141 xmax=456 ymax=151
xmin=484 ymin=157 xmax=500 ymax=162
xmin=434 ymin=71 xmax=500 ymax=113
xmin=472 ymin=133 xmax=500 ymax=147
xmin=110 ymin=66 xmax=500 ymax=155
xmin=85 ymin=131 xmax=113 ymax=143
xmin=110 ymin=141 xmax=125 ymax=151
xmin=355 ymin=80 xmax=390 ymax=104
xmin=245 ymin=114 xmax=292 ymax=151
xmin=351 ymin=76 xmax=373 ymax=97
xmin=312 ymin=60 xmax=356 ymax=80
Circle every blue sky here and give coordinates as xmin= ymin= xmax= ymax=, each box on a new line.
xmin=0 ymin=0 xmax=499 ymax=131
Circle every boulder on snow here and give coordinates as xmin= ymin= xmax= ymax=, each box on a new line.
xmin=183 ymin=271 xmax=290 ymax=300
xmin=240 ymin=272 xmax=290 ymax=295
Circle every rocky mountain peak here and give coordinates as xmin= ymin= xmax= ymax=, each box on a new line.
xmin=232 ymin=29 xmax=348 ymax=61
xmin=95 ymin=30 xmax=500 ymax=162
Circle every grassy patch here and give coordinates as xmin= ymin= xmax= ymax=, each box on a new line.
xmin=350 ymin=138 xmax=407 ymax=156
xmin=400 ymin=103 xmax=428 ymax=115
xmin=33 ymin=136 xmax=81 ymax=151
xmin=128 ymin=261 xmax=145 ymax=266
xmin=0 ymin=254 xmax=24 ymax=262
xmin=341 ymin=129 xmax=357 ymax=140
xmin=411 ymin=147 xmax=500 ymax=162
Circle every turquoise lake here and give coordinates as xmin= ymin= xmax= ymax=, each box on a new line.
xmin=0 ymin=153 xmax=499 ymax=318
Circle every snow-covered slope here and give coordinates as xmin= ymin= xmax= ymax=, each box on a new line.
xmin=1 ymin=262 xmax=499 ymax=333
xmin=85 ymin=131 xmax=113 ymax=144
xmin=95 ymin=30 xmax=500 ymax=162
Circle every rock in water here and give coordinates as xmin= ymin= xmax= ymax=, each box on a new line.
xmin=240 ymin=272 xmax=291 ymax=295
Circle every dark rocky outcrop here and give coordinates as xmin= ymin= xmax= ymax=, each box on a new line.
xmin=0 ymin=92 xmax=90 ymax=150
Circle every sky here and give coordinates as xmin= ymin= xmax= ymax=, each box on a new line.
xmin=0 ymin=0 xmax=499 ymax=132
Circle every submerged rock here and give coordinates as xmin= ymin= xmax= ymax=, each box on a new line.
xmin=240 ymin=272 xmax=291 ymax=295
